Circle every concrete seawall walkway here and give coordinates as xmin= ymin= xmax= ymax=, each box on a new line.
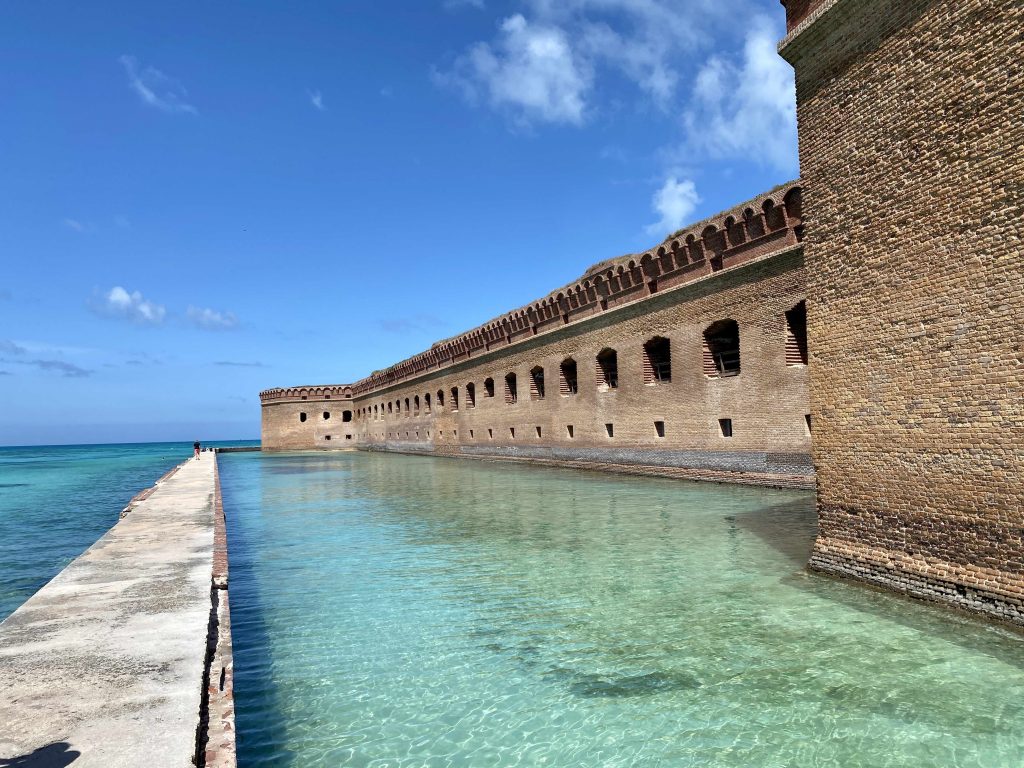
xmin=0 ymin=455 xmax=220 ymax=766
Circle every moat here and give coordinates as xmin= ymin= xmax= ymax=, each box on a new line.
xmin=220 ymin=451 xmax=1024 ymax=767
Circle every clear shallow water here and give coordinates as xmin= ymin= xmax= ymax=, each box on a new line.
xmin=221 ymin=451 xmax=1024 ymax=768
xmin=0 ymin=440 xmax=256 ymax=620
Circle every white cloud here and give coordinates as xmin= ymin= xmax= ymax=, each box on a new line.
xmin=437 ymin=0 xmax=755 ymax=123
xmin=187 ymin=306 xmax=239 ymax=331
xmin=119 ymin=55 xmax=197 ymax=115
xmin=63 ymin=218 xmax=88 ymax=232
xmin=646 ymin=176 xmax=700 ymax=236
xmin=444 ymin=0 xmax=485 ymax=9
xmin=436 ymin=14 xmax=591 ymax=125
xmin=683 ymin=16 xmax=797 ymax=172
xmin=308 ymin=89 xmax=325 ymax=111
xmin=99 ymin=286 xmax=166 ymax=325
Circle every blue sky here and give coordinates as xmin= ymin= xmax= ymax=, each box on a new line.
xmin=0 ymin=0 xmax=797 ymax=445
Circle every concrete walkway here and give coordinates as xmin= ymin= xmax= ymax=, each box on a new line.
xmin=0 ymin=455 xmax=216 ymax=767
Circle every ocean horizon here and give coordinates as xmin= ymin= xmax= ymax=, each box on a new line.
xmin=0 ymin=439 xmax=258 ymax=620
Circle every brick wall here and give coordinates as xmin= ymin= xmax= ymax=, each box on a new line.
xmin=781 ymin=0 xmax=1024 ymax=622
xmin=263 ymin=244 xmax=812 ymax=486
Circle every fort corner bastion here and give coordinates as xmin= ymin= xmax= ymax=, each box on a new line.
xmin=261 ymin=182 xmax=813 ymax=489
xmin=264 ymin=0 xmax=1024 ymax=626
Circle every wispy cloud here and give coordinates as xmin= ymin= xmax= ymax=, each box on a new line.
xmin=378 ymin=314 xmax=446 ymax=334
xmin=119 ymin=55 xmax=197 ymax=115
xmin=29 ymin=360 xmax=92 ymax=378
xmin=444 ymin=0 xmax=485 ymax=10
xmin=94 ymin=286 xmax=167 ymax=326
xmin=187 ymin=306 xmax=239 ymax=331
xmin=682 ymin=16 xmax=797 ymax=173
xmin=308 ymin=89 xmax=325 ymax=111
xmin=63 ymin=218 xmax=89 ymax=233
xmin=214 ymin=361 xmax=267 ymax=368
xmin=647 ymin=177 xmax=700 ymax=237
xmin=0 ymin=370 xmax=11 ymax=376
xmin=0 ymin=339 xmax=26 ymax=355
xmin=434 ymin=14 xmax=590 ymax=126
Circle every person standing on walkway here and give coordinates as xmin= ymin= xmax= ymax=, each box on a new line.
xmin=193 ymin=440 xmax=201 ymax=459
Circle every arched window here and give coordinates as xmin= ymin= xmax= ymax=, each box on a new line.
xmin=414 ymin=395 xmax=420 ymax=414
xmin=450 ymin=387 xmax=459 ymax=412
xmin=466 ymin=382 xmax=476 ymax=408
xmin=437 ymin=389 xmax=445 ymax=408
xmin=505 ymin=372 xmax=518 ymax=403
xmin=643 ymin=337 xmax=672 ymax=384
xmin=323 ymin=411 xmax=331 ymax=420
xmin=559 ymin=358 xmax=578 ymax=396
xmin=530 ymin=366 xmax=545 ymax=400
xmin=342 ymin=410 xmax=352 ymax=422
xmin=703 ymin=320 xmax=741 ymax=377
xmin=785 ymin=300 xmax=808 ymax=366
xmin=596 ymin=348 xmax=618 ymax=390
xmin=424 ymin=393 xmax=432 ymax=412
xmin=404 ymin=398 xmax=410 ymax=414
xmin=388 ymin=402 xmax=393 ymax=414
xmin=484 ymin=377 xmax=495 ymax=398
xmin=299 ymin=412 xmax=307 ymax=422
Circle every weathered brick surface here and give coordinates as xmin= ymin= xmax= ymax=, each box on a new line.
xmin=781 ymin=0 xmax=1024 ymax=621
xmin=262 ymin=203 xmax=812 ymax=487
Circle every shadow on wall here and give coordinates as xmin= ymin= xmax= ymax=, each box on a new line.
xmin=0 ymin=743 xmax=80 ymax=768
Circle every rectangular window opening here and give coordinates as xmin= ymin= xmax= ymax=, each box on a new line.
xmin=605 ymin=423 xmax=614 ymax=438
xmin=804 ymin=414 xmax=812 ymax=435
xmin=510 ymin=427 xmax=515 ymax=439
xmin=655 ymin=420 xmax=665 ymax=438
xmin=488 ymin=428 xmax=493 ymax=439
xmin=535 ymin=426 xmax=542 ymax=438
xmin=719 ymin=418 xmax=733 ymax=438
xmin=566 ymin=424 xmax=574 ymax=439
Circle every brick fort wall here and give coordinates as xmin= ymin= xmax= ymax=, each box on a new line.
xmin=261 ymin=184 xmax=813 ymax=488
xmin=780 ymin=0 xmax=1024 ymax=621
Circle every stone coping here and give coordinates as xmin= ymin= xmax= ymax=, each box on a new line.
xmin=0 ymin=454 xmax=236 ymax=767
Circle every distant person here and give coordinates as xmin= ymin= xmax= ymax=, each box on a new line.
xmin=193 ymin=440 xmax=201 ymax=460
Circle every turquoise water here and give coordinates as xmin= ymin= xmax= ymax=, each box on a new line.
xmin=0 ymin=441 xmax=257 ymax=620
xmin=220 ymin=451 xmax=1024 ymax=768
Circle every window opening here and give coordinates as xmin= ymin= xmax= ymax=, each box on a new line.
xmin=703 ymin=320 xmax=741 ymax=377
xmin=530 ymin=366 xmax=545 ymax=400
xmin=643 ymin=337 xmax=672 ymax=383
xmin=596 ymin=348 xmax=618 ymax=390
xmin=505 ymin=373 xmax=518 ymax=403
xmin=559 ymin=358 xmax=578 ymax=395
xmin=786 ymin=301 xmax=808 ymax=366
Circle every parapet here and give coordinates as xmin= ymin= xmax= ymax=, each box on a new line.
xmin=780 ymin=0 xmax=831 ymax=32
xmin=260 ymin=182 xmax=802 ymax=404
xmin=259 ymin=384 xmax=353 ymax=404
